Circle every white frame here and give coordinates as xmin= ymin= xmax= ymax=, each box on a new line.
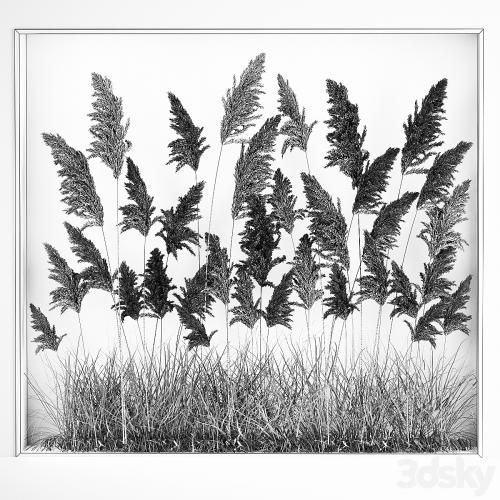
xmin=14 ymin=28 xmax=484 ymax=456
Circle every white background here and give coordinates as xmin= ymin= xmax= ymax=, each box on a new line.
xmin=24 ymin=31 xmax=478 ymax=437
xmin=0 ymin=2 xmax=499 ymax=500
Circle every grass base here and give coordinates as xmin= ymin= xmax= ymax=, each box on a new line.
xmin=38 ymin=433 xmax=475 ymax=453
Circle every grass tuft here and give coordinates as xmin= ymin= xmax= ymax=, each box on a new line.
xmin=30 ymin=338 xmax=476 ymax=453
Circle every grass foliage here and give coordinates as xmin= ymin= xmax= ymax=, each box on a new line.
xmin=32 ymin=342 xmax=476 ymax=453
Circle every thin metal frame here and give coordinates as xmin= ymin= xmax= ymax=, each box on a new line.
xmin=14 ymin=28 xmax=484 ymax=456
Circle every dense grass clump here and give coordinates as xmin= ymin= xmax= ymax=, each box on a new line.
xmin=31 ymin=340 xmax=476 ymax=453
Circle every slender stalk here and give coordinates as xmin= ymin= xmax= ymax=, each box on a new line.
xmin=346 ymin=212 xmax=355 ymax=240
xmin=145 ymin=317 xmax=159 ymax=414
xmin=76 ymin=312 xmax=86 ymax=358
xmin=207 ymin=145 xmax=224 ymax=237
xmin=220 ymin=213 xmax=236 ymax=402
xmin=347 ymin=263 xmax=363 ymax=293
xmin=375 ymin=303 xmax=383 ymax=363
xmin=100 ymin=225 xmax=121 ymax=318
xmin=384 ymin=174 xmax=405 ymax=355
xmin=350 ymin=313 xmax=355 ymax=367
xmin=303 ymin=151 xmax=325 ymax=339
xmin=225 ymin=303 xmax=232 ymax=434
xmin=174 ymin=324 xmax=182 ymax=359
xmin=289 ymin=232 xmax=296 ymax=253
xmin=100 ymin=227 xmax=132 ymax=357
xmin=439 ymin=334 xmax=449 ymax=438
xmin=290 ymin=232 xmax=310 ymax=332
xmin=195 ymin=170 xmax=201 ymax=270
xmin=304 ymin=150 xmax=311 ymax=174
xmin=386 ymin=207 xmax=419 ymax=350
xmin=142 ymin=234 xmax=151 ymax=432
xmin=151 ymin=318 xmax=159 ymax=362
xmin=100 ymin=226 xmax=113 ymax=272
xmin=344 ymin=271 xmax=355 ymax=364
xmin=357 ymin=214 xmax=363 ymax=353
xmin=401 ymin=208 xmax=418 ymax=268
xmin=441 ymin=333 xmax=449 ymax=372
xmin=204 ymin=144 xmax=226 ymax=324
xmin=396 ymin=173 xmax=404 ymax=200
xmin=136 ymin=319 xmax=145 ymax=352
xmin=259 ymin=286 xmax=263 ymax=358
xmin=225 ymin=304 xmax=230 ymax=371
xmin=116 ymin=177 xmax=121 ymax=282
xmin=344 ymin=320 xmax=348 ymax=369
xmin=305 ymin=309 xmax=311 ymax=342
xmin=406 ymin=313 xmax=417 ymax=445
xmin=333 ymin=319 xmax=346 ymax=368
xmin=407 ymin=341 xmax=414 ymax=444
xmin=318 ymin=256 xmax=325 ymax=337
xmin=328 ymin=317 xmax=337 ymax=359
xmin=116 ymin=177 xmax=127 ymax=446
xmin=204 ymin=146 xmax=224 ymax=319
xmin=344 ymin=212 xmax=356 ymax=365
xmin=142 ymin=234 xmax=147 ymax=342
xmin=228 ymin=217 xmax=236 ymax=264
xmin=159 ymin=319 xmax=163 ymax=368
xmin=225 ymin=217 xmax=235 ymax=414
xmin=385 ymin=316 xmax=395 ymax=361
xmin=122 ymin=322 xmax=133 ymax=359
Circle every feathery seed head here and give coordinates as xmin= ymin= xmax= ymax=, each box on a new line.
xmin=88 ymin=73 xmax=130 ymax=178
xmin=157 ymin=182 xmax=204 ymax=259
xmin=167 ymin=92 xmax=209 ymax=172
xmin=325 ymin=79 xmax=369 ymax=189
xmin=120 ymin=157 xmax=155 ymax=236
xmin=42 ymin=133 xmax=104 ymax=229
xmin=221 ymin=53 xmax=266 ymax=144
xmin=231 ymin=115 xmax=281 ymax=220
xmin=401 ymin=78 xmax=447 ymax=175
xmin=30 ymin=304 xmax=67 ymax=354
xmin=277 ymin=74 xmax=317 ymax=156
